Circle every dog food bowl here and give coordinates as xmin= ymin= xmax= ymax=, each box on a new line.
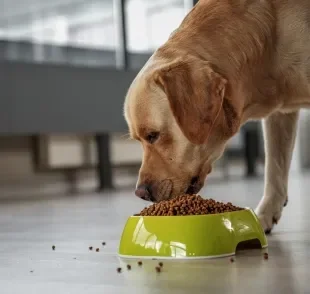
xmin=118 ymin=208 xmax=267 ymax=259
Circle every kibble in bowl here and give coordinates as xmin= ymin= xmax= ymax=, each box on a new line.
xmin=118 ymin=194 xmax=267 ymax=260
xmin=136 ymin=194 xmax=243 ymax=216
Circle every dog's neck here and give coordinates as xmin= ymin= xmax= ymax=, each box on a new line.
xmin=161 ymin=0 xmax=276 ymax=76
xmin=155 ymin=0 xmax=278 ymax=125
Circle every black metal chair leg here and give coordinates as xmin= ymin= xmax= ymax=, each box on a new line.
xmin=95 ymin=134 xmax=114 ymax=191
xmin=244 ymin=127 xmax=260 ymax=177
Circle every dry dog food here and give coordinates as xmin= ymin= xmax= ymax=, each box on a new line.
xmin=138 ymin=261 xmax=143 ymax=266
xmin=117 ymin=267 xmax=122 ymax=273
xmin=264 ymin=253 xmax=269 ymax=260
xmin=155 ymin=266 xmax=161 ymax=273
xmin=102 ymin=242 xmax=106 ymax=246
xmin=158 ymin=262 xmax=163 ymax=267
xmin=89 ymin=246 xmax=93 ymax=251
xmin=52 ymin=245 xmax=55 ymax=250
xmin=127 ymin=264 xmax=131 ymax=270
xmin=96 ymin=248 xmax=100 ymax=252
xmin=136 ymin=194 xmax=243 ymax=216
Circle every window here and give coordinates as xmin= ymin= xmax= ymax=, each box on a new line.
xmin=0 ymin=0 xmax=116 ymax=50
xmin=126 ymin=0 xmax=188 ymax=53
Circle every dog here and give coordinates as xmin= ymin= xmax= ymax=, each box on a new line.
xmin=123 ymin=0 xmax=310 ymax=233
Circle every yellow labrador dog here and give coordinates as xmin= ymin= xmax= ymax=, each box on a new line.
xmin=124 ymin=0 xmax=310 ymax=233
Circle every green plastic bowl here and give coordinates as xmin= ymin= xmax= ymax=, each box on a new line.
xmin=118 ymin=208 xmax=267 ymax=259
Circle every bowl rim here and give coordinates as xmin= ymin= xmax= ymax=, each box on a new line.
xmin=118 ymin=252 xmax=236 ymax=260
xmin=131 ymin=207 xmax=252 ymax=218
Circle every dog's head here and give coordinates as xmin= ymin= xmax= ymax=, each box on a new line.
xmin=124 ymin=55 xmax=241 ymax=202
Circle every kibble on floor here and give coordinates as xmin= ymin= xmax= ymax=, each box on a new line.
xmin=155 ymin=266 xmax=161 ymax=273
xmin=117 ymin=267 xmax=122 ymax=273
xmin=137 ymin=194 xmax=243 ymax=216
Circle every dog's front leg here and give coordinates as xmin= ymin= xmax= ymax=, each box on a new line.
xmin=255 ymin=111 xmax=299 ymax=233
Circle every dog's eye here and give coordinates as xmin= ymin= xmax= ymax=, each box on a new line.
xmin=145 ymin=132 xmax=159 ymax=144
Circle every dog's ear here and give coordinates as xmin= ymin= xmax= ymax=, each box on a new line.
xmin=154 ymin=60 xmax=229 ymax=145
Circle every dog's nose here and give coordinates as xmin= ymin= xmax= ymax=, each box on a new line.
xmin=135 ymin=185 xmax=154 ymax=201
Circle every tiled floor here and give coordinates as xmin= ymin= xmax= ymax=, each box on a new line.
xmin=0 ymin=170 xmax=309 ymax=294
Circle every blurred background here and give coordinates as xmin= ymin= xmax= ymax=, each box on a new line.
xmin=0 ymin=0 xmax=309 ymax=199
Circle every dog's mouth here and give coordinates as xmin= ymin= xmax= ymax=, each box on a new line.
xmin=185 ymin=176 xmax=203 ymax=195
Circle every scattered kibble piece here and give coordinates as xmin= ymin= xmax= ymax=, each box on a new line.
xmin=73 ymin=258 xmax=77 ymax=260
xmin=117 ymin=267 xmax=122 ymax=273
xmin=230 ymin=257 xmax=234 ymax=263
xmin=158 ymin=262 xmax=163 ymax=267
xmin=136 ymin=195 xmax=243 ymax=216
xmin=89 ymin=246 xmax=93 ymax=251
xmin=52 ymin=245 xmax=55 ymax=250
xmin=30 ymin=270 xmax=34 ymax=273
xmin=155 ymin=266 xmax=161 ymax=273
xmin=102 ymin=242 xmax=106 ymax=246
xmin=264 ymin=253 xmax=269 ymax=260
xmin=138 ymin=261 xmax=143 ymax=266
xmin=127 ymin=264 xmax=131 ymax=270
xmin=96 ymin=248 xmax=100 ymax=252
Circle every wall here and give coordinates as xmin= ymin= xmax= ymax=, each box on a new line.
xmin=0 ymin=134 xmax=142 ymax=198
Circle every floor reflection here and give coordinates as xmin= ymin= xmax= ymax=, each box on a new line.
xmin=118 ymin=248 xmax=271 ymax=294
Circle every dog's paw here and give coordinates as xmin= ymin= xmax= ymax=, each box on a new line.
xmin=255 ymin=197 xmax=285 ymax=234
